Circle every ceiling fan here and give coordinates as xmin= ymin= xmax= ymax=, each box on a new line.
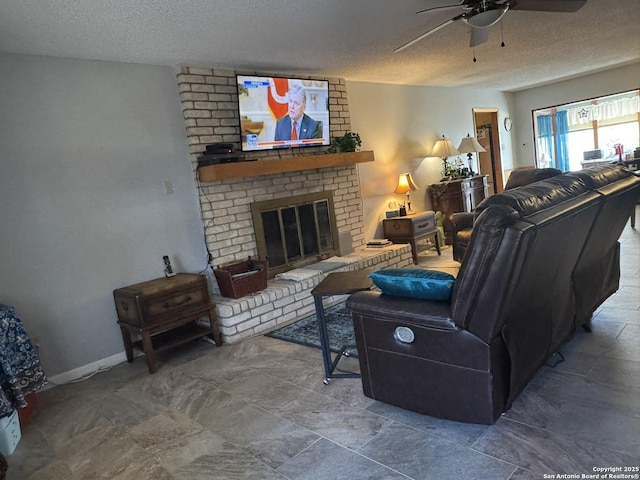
xmin=395 ymin=0 xmax=587 ymax=53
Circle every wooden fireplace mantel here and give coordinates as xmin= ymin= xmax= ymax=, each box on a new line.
xmin=196 ymin=150 xmax=374 ymax=182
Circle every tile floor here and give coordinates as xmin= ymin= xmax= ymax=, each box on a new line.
xmin=6 ymin=213 xmax=640 ymax=480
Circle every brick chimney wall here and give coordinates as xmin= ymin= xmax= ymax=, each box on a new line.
xmin=176 ymin=66 xmax=366 ymax=287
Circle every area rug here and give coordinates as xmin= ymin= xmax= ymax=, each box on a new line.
xmin=266 ymin=302 xmax=357 ymax=356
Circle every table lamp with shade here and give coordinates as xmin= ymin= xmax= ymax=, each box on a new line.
xmin=457 ymin=134 xmax=486 ymax=175
xmin=394 ymin=172 xmax=419 ymax=215
xmin=431 ymin=135 xmax=460 ymax=177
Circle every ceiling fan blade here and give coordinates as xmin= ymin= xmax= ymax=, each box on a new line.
xmin=416 ymin=2 xmax=466 ymax=15
xmin=394 ymin=17 xmax=461 ymax=53
xmin=470 ymin=26 xmax=490 ymax=47
xmin=508 ymin=0 xmax=587 ymax=12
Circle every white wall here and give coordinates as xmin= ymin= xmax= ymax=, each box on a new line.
xmin=346 ymin=81 xmax=515 ymax=240
xmin=512 ymin=62 xmax=640 ymax=167
xmin=0 ymin=54 xmax=209 ymax=377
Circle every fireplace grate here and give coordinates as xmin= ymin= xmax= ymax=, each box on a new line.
xmin=251 ymin=192 xmax=339 ymax=277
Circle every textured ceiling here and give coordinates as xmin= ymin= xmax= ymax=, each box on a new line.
xmin=1 ymin=0 xmax=638 ymax=91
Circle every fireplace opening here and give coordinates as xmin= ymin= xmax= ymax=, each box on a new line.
xmin=251 ymin=192 xmax=339 ymax=277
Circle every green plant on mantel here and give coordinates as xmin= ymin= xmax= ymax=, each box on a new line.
xmin=327 ymin=131 xmax=362 ymax=153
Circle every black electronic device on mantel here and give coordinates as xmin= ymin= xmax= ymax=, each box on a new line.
xmin=236 ymin=74 xmax=330 ymax=153
xmin=205 ymin=143 xmax=234 ymax=154
xmin=197 ymin=143 xmax=245 ymax=167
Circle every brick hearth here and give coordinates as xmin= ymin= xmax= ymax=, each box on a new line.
xmin=213 ymin=244 xmax=412 ymax=343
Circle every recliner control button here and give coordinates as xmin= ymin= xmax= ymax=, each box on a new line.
xmin=394 ymin=326 xmax=415 ymax=344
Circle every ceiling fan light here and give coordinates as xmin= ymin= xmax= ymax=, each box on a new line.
xmin=466 ymin=6 xmax=509 ymax=28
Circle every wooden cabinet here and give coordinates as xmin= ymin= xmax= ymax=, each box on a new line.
xmin=429 ymin=175 xmax=488 ymax=244
xmin=383 ymin=210 xmax=441 ymax=264
xmin=113 ymin=273 xmax=222 ymax=373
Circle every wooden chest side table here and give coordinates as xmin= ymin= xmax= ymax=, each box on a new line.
xmin=113 ymin=273 xmax=222 ymax=374
xmin=429 ymin=175 xmax=488 ymax=244
xmin=383 ymin=210 xmax=441 ymax=264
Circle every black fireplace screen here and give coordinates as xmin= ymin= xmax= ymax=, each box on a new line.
xmin=251 ymin=192 xmax=339 ymax=277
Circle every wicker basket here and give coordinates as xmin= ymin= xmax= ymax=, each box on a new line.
xmin=214 ymin=258 xmax=268 ymax=299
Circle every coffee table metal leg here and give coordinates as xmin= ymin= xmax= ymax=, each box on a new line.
xmin=313 ymin=294 xmax=361 ymax=384
xmin=313 ymin=295 xmax=334 ymax=384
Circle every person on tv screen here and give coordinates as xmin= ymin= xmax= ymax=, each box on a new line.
xmin=274 ymin=84 xmax=322 ymax=142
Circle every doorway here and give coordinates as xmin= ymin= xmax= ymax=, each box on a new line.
xmin=473 ymin=108 xmax=504 ymax=194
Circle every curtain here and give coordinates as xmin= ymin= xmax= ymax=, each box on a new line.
xmin=567 ymin=95 xmax=640 ymax=126
xmin=537 ymin=114 xmax=554 ymax=165
xmin=555 ymin=110 xmax=570 ymax=172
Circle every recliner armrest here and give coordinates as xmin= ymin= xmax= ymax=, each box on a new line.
xmin=451 ymin=212 xmax=477 ymax=263
xmin=347 ymin=291 xmax=456 ymax=330
xmin=451 ymin=212 xmax=475 ymax=234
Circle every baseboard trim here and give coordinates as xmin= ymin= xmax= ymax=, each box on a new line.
xmin=46 ymin=351 xmax=138 ymax=387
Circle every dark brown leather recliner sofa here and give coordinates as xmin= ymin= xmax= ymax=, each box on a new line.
xmin=451 ymin=167 xmax=562 ymax=262
xmin=346 ymin=165 xmax=640 ymax=424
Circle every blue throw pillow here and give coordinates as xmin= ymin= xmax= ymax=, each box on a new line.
xmin=369 ymin=268 xmax=455 ymax=301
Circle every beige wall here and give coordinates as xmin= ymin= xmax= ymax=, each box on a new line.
xmin=346 ymin=81 xmax=515 ymax=240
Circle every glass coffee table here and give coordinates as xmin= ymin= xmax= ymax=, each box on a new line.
xmin=311 ymin=269 xmax=373 ymax=384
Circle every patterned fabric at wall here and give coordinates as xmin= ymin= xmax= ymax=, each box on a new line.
xmin=0 ymin=304 xmax=47 ymax=418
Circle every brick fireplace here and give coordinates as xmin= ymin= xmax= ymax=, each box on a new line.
xmin=177 ymin=67 xmax=364 ymax=263
xmin=176 ymin=66 xmax=413 ymax=343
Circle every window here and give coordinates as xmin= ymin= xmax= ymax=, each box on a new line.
xmin=533 ymin=90 xmax=639 ymax=171
xmin=567 ymin=129 xmax=594 ymax=171
xmin=598 ymin=121 xmax=639 ymax=159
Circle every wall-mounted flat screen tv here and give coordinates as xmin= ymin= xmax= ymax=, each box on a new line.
xmin=237 ymin=75 xmax=330 ymax=152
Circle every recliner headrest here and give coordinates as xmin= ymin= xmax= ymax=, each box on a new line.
xmin=476 ymin=175 xmax=588 ymax=218
xmin=504 ymin=167 xmax=563 ymax=190
xmin=566 ymin=165 xmax=632 ymax=189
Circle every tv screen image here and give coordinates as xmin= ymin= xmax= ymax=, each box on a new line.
xmin=237 ymin=75 xmax=330 ymax=152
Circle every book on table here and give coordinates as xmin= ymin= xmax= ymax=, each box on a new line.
xmin=366 ymin=239 xmax=392 ymax=247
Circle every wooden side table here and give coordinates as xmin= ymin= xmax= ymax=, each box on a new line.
xmin=113 ymin=273 xmax=222 ymax=374
xmin=429 ymin=175 xmax=488 ymax=244
xmin=383 ymin=210 xmax=441 ymax=264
